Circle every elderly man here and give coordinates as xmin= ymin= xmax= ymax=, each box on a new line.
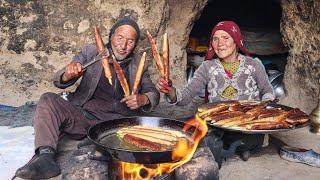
xmin=15 ymin=16 xmax=160 ymax=179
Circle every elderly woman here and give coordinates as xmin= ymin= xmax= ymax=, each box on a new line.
xmin=158 ymin=21 xmax=274 ymax=104
xmin=157 ymin=21 xmax=275 ymax=160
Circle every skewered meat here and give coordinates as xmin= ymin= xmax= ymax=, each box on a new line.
xmin=146 ymin=31 xmax=165 ymax=77
xmin=245 ymin=122 xmax=290 ymax=130
xmin=93 ymin=26 xmax=112 ymax=85
xmin=123 ymin=134 xmax=165 ymax=151
xmin=117 ymin=126 xmax=186 ymax=151
xmin=198 ymin=104 xmax=230 ymax=119
xmin=258 ymin=108 xmax=285 ymax=119
xmin=197 ymin=100 xmax=310 ymax=130
xmin=162 ymin=33 xmax=170 ymax=81
xmin=237 ymin=111 xmax=289 ymax=126
xmin=132 ymin=52 xmax=146 ymax=95
xmin=198 ymin=101 xmax=240 ymax=113
xmin=228 ymin=104 xmax=245 ymax=112
xmin=112 ymin=55 xmax=130 ymax=97
xmin=213 ymin=111 xmax=245 ymax=125
xmin=286 ymin=108 xmax=309 ymax=125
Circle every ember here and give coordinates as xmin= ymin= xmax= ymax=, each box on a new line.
xmin=120 ymin=116 xmax=208 ymax=179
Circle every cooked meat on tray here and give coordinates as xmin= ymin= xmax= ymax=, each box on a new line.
xmin=197 ymin=101 xmax=310 ymax=130
xmin=285 ymin=108 xmax=310 ymax=125
xmin=117 ymin=126 xmax=187 ymax=151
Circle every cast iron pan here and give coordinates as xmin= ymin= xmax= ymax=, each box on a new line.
xmin=87 ymin=116 xmax=195 ymax=164
xmin=206 ymin=103 xmax=310 ymax=134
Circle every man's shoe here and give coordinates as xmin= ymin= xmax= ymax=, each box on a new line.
xmin=15 ymin=147 xmax=61 ymax=179
xmin=280 ymin=146 xmax=320 ymax=168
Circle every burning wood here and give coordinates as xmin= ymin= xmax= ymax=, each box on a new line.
xmin=93 ymin=26 xmax=112 ymax=85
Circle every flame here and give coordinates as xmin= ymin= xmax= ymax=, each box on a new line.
xmin=120 ymin=116 xmax=208 ymax=179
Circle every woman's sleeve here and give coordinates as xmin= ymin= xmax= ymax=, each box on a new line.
xmin=254 ymin=60 xmax=275 ymax=101
xmin=173 ymin=62 xmax=209 ymax=106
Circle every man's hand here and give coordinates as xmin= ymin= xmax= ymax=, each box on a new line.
xmin=120 ymin=94 xmax=150 ymax=110
xmin=62 ymin=62 xmax=84 ymax=82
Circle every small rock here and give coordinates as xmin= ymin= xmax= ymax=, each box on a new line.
xmin=175 ymin=147 xmax=219 ymax=180
xmin=63 ymin=20 xmax=74 ymax=30
xmin=77 ymin=19 xmax=90 ymax=34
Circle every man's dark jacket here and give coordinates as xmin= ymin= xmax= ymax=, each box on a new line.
xmin=52 ymin=44 xmax=160 ymax=116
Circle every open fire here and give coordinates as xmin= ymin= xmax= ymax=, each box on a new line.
xmin=120 ymin=116 xmax=208 ymax=179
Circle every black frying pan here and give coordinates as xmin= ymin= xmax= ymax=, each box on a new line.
xmin=87 ymin=116 xmax=196 ymax=164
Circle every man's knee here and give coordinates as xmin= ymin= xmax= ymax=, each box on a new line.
xmin=39 ymin=92 xmax=60 ymax=104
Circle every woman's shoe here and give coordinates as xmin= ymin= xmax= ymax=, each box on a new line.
xmin=279 ymin=146 xmax=320 ymax=168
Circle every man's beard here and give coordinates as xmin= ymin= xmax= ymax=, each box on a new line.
xmin=111 ymin=44 xmax=128 ymax=61
xmin=113 ymin=52 xmax=127 ymax=61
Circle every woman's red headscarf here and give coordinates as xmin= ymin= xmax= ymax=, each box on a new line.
xmin=203 ymin=21 xmax=250 ymax=102
xmin=205 ymin=21 xmax=250 ymax=60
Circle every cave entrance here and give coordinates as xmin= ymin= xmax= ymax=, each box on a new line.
xmin=187 ymin=0 xmax=287 ymax=98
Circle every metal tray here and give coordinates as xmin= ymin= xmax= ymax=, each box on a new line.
xmin=206 ymin=103 xmax=310 ymax=134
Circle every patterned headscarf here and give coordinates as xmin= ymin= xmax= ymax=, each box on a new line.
xmin=205 ymin=21 xmax=250 ymax=60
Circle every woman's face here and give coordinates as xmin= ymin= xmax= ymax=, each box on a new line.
xmin=211 ymin=30 xmax=237 ymax=60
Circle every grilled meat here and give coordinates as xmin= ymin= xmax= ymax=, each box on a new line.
xmin=123 ymin=134 xmax=165 ymax=151
xmin=258 ymin=108 xmax=285 ymax=119
xmin=286 ymin=108 xmax=309 ymax=125
xmin=244 ymin=122 xmax=290 ymax=130
xmin=198 ymin=101 xmax=240 ymax=113
xmin=117 ymin=126 xmax=186 ymax=151
xmin=199 ymin=105 xmax=230 ymax=119
xmin=210 ymin=111 xmax=244 ymax=125
xmin=197 ymin=100 xmax=309 ymax=130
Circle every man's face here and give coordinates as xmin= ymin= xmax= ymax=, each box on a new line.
xmin=111 ymin=25 xmax=137 ymax=60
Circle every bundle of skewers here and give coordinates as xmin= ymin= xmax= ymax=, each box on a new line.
xmin=196 ymin=101 xmax=310 ymax=130
xmin=146 ymin=31 xmax=170 ymax=82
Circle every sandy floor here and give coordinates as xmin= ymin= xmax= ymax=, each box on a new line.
xmin=5 ymin=127 xmax=320 ymax=180
xmin=2 ymin=102 xmax=320 ymax=179
xmin=219 ymin=127 xmax=320 ymax=180
xmin=0 ymin=126 xmax=34 ymax=179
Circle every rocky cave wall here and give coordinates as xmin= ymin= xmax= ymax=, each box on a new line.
xmin=280 ymin=0 xmax=320 ymax=113
xmin=0 ymin=0 xmax=319 ymax=113
xmin=0 ymin=0 xmax=207 ymax=106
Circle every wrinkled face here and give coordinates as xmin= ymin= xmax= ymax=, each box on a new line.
xmin=111 ymin=25 xmax=137 ymax=60
xmin=211 ymin=30 xmax=237 ymax=60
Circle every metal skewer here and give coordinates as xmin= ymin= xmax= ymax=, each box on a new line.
xmin=82 ymin=52 xmax=106 ymax=70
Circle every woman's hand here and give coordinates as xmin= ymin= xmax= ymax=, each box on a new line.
xmin=62 ymin=62 xmax=84 ymax=82
xmin=120 ymin=94 xmax=150 ymax=110
xmin=157 ymin=77 xmax=173 ymax=94
xmin=157 ymin=77 xmax=177 ymax=103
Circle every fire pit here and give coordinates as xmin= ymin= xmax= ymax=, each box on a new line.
xmin=108 ymin=159 xmax=175 ymax=180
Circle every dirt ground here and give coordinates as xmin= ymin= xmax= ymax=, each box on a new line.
xmin=219 ymin=127 xmax=320 ymax=180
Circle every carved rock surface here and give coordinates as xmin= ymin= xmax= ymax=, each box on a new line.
xmin=0 ymin=0 xmax=207 ymax=106
xmin=280 ymin=0 xmax=320 ymax=113
xmin=0 ymin=0 xmax=319 ymax=113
